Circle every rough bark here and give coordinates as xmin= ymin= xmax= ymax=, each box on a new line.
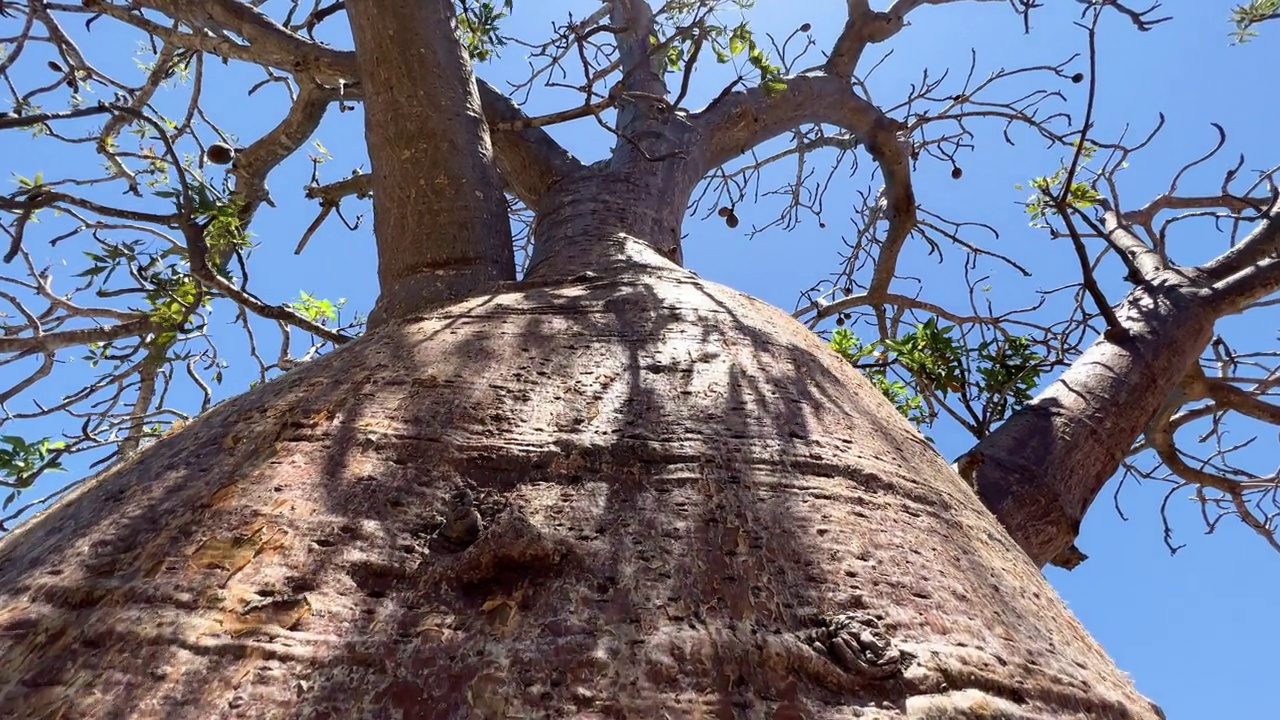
xmin=346 ymin=0 xmax=514 ymax=328
xmin=526 ymin=170 xmax=695 ymax=279
xmin=0 ymin=3 xmax=1171 ymax=717
xmin=0 ymin=244 xmax=1162 ymax=718
xmin=963 ymin=272 xmax=1215 ymax=568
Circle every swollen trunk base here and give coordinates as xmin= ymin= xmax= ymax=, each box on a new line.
xmin=0 ymin=269 xmax=1161 ymax=719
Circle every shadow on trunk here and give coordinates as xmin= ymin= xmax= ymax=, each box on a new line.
xmin=0 ymin=268 xmax=1161 ymax=718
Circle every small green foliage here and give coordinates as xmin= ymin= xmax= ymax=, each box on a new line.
xmin=7 ymin=99 xmax=45 ymax=136
xmin=827 ymin=326 xmax=863 ymax=364
xmin=1231 ymin=0 xmax=1279 ymax=43
xmin=138 ymin=145 xmax=170 ymax=187
xmin=1016 ymin=143 xmax=1104 ymax=226
xmin=13 ymin=171 xmax=44 ymax=189
xmin=155 ymin=173 xmax=253 ymax=277
xmin=659 ymin=2 xmax=787 ymax=97
xmin=142 ymin=423 xmax=167 ymax=437
xmin=82 ymin=341 xmax=111 ymax=368
xmin=829 ymin=320 xmax=1046 ymax=431
xmin=0 ymin=436 xmax=67 ymax=509
xmin=829 ymin=327 xmax=929 ymax=425
xmin=287 ymin=291 xmax=345 ymax=325
xmin=973 ymin=335 xmax=1045 ymax=422
xmin=201 ymin=203 xmax=251 ymax=263
xmin=310 ymin=140 xmax=332 ymax=164
xmin=143 ymin=274 xmax=201 ymax=329
xmin=76 ymin=174 xmax=250 ymax=336
xmin=456 ymin=0 xmax=513 ymax=62
xmin=884 ymin=318 xmax=967 ymax=399
xmin=870 ymin=375 xmax=928 ymax=425
xmin=76 ymin=240 xmax=196 ymax=330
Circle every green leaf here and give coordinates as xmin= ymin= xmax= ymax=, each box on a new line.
xmin=762 ymin=80 xmax=788 ymax=97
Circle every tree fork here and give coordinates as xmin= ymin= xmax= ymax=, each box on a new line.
xmin=525 ymin=170 xmax=697 ymax=282
xmin=0 ymin=1 xmax=1185 ymax=716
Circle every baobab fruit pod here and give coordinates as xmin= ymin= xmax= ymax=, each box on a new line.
xmin=717 ymin=206 xmax=731 ymax=218
xmin=206 ymin=142 xmax=236 ymax=165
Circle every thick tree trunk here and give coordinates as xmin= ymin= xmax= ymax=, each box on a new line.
xmin=0 ymin=206 xmax=1162 ymax=717
xmin=347 ymin=0 xmax=515 ymax=328
xmin=526 ymin=170 xmax=693 ymax=279
xmin=965 ymin=273 xmax=1215 ymax=568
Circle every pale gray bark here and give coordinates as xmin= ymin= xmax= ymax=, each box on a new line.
xmin=961 ymin=195 xmax=1280 ymax=567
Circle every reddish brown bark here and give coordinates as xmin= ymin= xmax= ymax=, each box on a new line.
xmin=346 ymin=0 xmax=515 ymax=327
xmin=0 ymin=3 xmax=1171 ymax=718
xmin=0 ymin=238 xmax=1163 ymax=718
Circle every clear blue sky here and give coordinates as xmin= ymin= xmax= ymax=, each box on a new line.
xmin=2 ymin=2 xmax=1276 ymax=717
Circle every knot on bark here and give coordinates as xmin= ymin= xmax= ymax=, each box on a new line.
xmin=801 ymin=612 xmax=914 ymax=679
xmin=428 ymin=488 xmax=483 ymax=554
xmin=452 ymin=504 xmax=579 ymax=591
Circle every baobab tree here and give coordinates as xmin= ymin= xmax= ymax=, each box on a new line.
xmin=0 ymin=0 xmax=1275 ymax=717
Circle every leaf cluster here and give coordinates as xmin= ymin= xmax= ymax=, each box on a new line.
xmin=829 ymin=320 xmax=1045 ymax=433
xmin=1016 ymin=144 xmax=1104 ymax=226
xmin=1 ymin=436 xmax=66 ymax=511
xmin=1231 ymin=0 xmax=1280 ymax=43
xmin=456 ymin=0 xmax=515 ymax=61
xmin=660 ymin=2 xmax=788 ymax=96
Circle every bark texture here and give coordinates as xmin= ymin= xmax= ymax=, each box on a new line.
xmin=0 ymin=249 xmax=1161 ymax=719
xmin=347 ymin=0 xmax=515 ymax=328
xmin=965 ymin=273 xmax=1215 ymax=568
xmin=527 ymin=170 xmax=693 ymax=279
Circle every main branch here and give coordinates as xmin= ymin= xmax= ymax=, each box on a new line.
xmin=692 ymin=74 xmax=916 ymax=300
xmin=345 ymin=0 xmax=514 ymax=326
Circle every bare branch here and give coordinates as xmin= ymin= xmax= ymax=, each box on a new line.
xmin=0 ymin=318 xmax=162 ymax=356
xmin=1206 ymin=251 xmax=1280 ymax=314
xmin=825 ymin=4 xmax=898 ymax=78
xmin=1098 ymin=206 xmax=1166 ymax=278
xmin=693 ymin=73 xmax=915 ymax=299
xmin=82 ymin=0 xmax=583 ymax=208
xmin=609 ymin=0 xmax=668 ymax=102
xmin=1202 ymin=198 xmax=1280 ymax=283
xmin=230 ymin=81 xmax=335 ymax=219
xmin=477 ymin=79 xmax=588 ymax=205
